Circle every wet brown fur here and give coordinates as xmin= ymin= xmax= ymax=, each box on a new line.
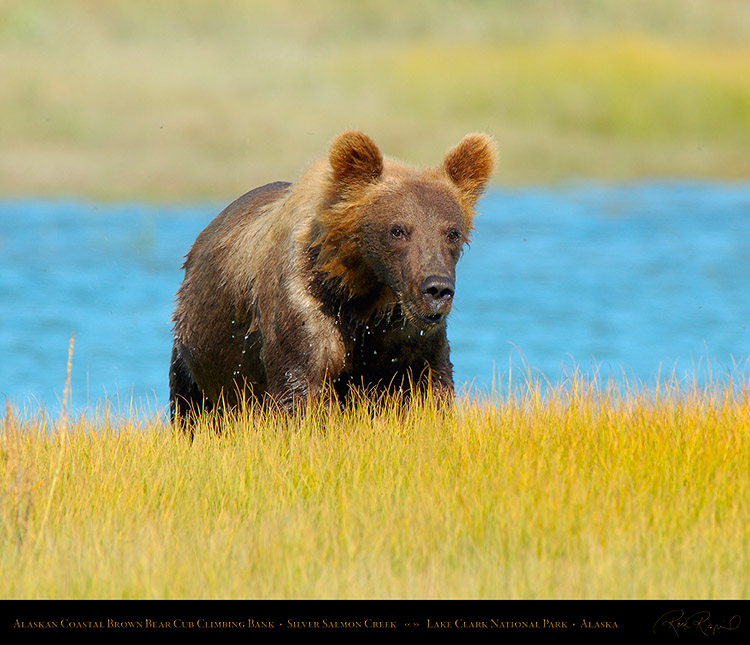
xmin=170 ymin=131 xmax=496 ymax=423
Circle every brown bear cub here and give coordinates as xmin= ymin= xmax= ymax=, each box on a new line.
xmin=170 ymin=131 xmax=496 ymax=423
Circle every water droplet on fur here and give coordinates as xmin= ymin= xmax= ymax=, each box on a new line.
xmin=391 ymin=358 xmax=398 ymax=363
xmin=231 ymin=320 xmax=235 ymax=324
xmin=373 ymin=350 xmax=377 ymax=355
xmin=419 ymin=330 xmax=425 ymax=337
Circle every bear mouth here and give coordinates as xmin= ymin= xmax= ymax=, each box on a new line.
xmin=406 ymin=307 xmax=446 ymax=328
xmin=418 ymin=312 xmax=445 ymax=324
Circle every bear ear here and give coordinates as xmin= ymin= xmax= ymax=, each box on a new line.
xmin=442 ymin=133 xmax=497 ymax=205
xmin=329 ymin=130 xmax=384 ymax=190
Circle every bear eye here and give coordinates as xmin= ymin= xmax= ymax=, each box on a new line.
xmin=390 ymin=226 xmax=407 ymax=240
xmin=447 ymin=229 xmax=461 ymax=243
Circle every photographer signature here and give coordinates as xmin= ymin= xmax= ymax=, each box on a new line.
xmin=653 ymin=610 xmax=741 ymax=638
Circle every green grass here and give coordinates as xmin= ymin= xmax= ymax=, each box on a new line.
xmin=2 ymin=374 xmax=748 ymax=599
xmin=1 ymin=0 xmax=749 ymax=199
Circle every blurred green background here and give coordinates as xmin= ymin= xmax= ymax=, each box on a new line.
xmin=1 ymin=0 xmax=748 ymax=200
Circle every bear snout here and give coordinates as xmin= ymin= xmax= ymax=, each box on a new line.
xmin=420 ymin=274 xmax=455 ymax=315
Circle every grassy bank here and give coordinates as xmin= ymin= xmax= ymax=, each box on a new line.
xmin=1 ymin=0 xmax=749 ymax=199
xmin=2 ymin=375 xmax=748 ymax=599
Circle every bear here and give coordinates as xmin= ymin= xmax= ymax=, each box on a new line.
xmin=169 ymin=130 xmax=496 ymax=423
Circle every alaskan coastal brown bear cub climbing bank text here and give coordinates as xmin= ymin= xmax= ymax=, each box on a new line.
xmin=169 ymin=130 xmax=496 ymax=423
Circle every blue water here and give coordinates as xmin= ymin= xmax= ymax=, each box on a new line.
xmin=2 ymin=182 xmax=749 ymax=416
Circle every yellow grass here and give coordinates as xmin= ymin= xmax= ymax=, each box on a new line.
xmin=1 ymin=0 xmax=749 ymax=198
xmin=2 ymin=374 xmax=748 ymax=599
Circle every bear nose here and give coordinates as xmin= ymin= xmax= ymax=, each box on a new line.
xmin=421 ymin=275 xmax=455 ymax=303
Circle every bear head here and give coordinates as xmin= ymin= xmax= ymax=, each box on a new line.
xmin=308 ymin=130 xmax=496 ymax=330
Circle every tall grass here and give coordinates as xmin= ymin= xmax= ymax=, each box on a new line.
xmin=2 ymin=372 xmax=748 ymax=599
